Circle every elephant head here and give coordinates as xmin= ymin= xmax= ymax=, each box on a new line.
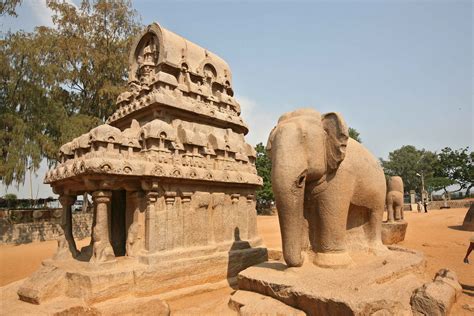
xmin=266 ymin=109 xmax=349 ymax=267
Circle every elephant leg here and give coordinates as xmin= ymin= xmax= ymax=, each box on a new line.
xmin=387 ymin=203 xmax=395 ymax=222
xmin=394 ymin=204 xmax=401 ymax=221
xmin=313 ymin=193 xmax=353 ymax=268
xmin=368 ymin=203 xmax=388 ymax=255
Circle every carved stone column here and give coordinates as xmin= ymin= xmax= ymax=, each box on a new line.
xmin=91 ymin=191 xmax=115 ymax=263
xmin=57 ymin=195 xmax=78 ymax=258
xmin=126 ymin=191 xmax=145 ymax=257
xmin=145 ymin=191 xmax=159 ymax=252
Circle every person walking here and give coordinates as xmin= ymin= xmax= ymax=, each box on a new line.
xmin=423 ymin=198 xmax=428 ymax=213
xmin=463 ymin=235 xmax=474 ymax=264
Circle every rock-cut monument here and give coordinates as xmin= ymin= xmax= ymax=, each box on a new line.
xmin=16 ymin=22 xmax=267 ymax=312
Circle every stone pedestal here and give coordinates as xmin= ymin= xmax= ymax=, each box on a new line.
xmin=235 ymin=247 xmax=426 ymax=316
xmin=381 ymin=220 xmax=408 ymax=245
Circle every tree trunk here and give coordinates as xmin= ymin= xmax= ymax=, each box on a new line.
xmin=465 ymin=184 xmax=473 ymax=198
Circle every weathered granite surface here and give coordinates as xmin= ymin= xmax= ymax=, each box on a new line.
xmin=237 ymin=247 xmax=427 ymax=316
xmin=382 ymin=220 xmax=408 ymax=245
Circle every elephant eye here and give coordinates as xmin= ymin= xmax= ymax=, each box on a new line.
xmin=296 ymin=174 xmax=306 ymax=188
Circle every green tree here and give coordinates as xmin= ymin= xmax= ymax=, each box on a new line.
xmin=0 ymin=0 xmax=141 ymax=187
xmin=0 ymin=0 xmax=21 ymax=17
xmin=434 ymin=147 xmax=473 ymax=196
xmin=425 ymin=177 xmax=455 ymax=195
xmin=255 ymin=142 xmax=274 ymax=212
xmin=348 ymin=127 xmax=362 ymax=143
xmin=381 ymin=145 xmax=437 ymax=193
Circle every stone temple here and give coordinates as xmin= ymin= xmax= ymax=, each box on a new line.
xmin=17 ymin=22 xmax=267 ymax=307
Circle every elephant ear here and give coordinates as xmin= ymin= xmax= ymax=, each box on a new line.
xmin=322 ymin=112 xmax=349 ymax=172
xmin=266 ymin=126 xmax=277 ymax=159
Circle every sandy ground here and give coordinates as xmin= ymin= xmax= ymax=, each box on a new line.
xmin=0 ymin=238 xmax=91 ymax=287
xmin=1 ymin=207 xmax=473 ymax=314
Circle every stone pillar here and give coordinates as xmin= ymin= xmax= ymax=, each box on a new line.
xmin=145 ymin=191 xmax=159 ymax=252
xmin=91 ymin=191 xmax=115 ymax=263
xmin=247 ymin=194 xmax=258 ymax=240
xmin=58 ymin=195 xmax=78 ymax=258
xmin=126 ymin=191 xmax=145 ymax=257
xmin=165 ymin=191 xmax=176 ymax=250
xmin=410 ymin=190 xmax=415 ymax=204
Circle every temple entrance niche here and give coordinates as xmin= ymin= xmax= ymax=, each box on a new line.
xmin=111 ymin=190 xmax=127 ymax=257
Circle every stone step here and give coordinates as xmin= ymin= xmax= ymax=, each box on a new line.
xmin=229 ymin=290 xmax=305 ymax=316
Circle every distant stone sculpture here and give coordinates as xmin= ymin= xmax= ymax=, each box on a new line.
xmin=386 ymin=176 xmax=404 ymax=222
xmin=382 ymin=176 xmax=408 ymax=245
xmin=17 ymin=22 xmax=267 ymax=311
xmin=266 ymin=108 xmax=387 ymax=268
xmin=462 ymin=204 xmax=474 ymax=231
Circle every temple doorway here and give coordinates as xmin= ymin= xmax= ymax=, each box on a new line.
xmin=111 ymin=190 xmax=127 ymax=256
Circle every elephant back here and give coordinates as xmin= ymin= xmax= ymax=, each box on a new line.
xmin=388 ymin=176 xmax=404 ymax=193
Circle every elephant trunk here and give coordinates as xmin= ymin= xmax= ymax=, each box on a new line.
xmin=271 ymin=137 xmax=307 ymax=267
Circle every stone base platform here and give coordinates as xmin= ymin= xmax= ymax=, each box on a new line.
xmin=15 ymin=240 xmax=267 ymax=311
xmin=382 ymin=220 xmax=408 ymax=245
xmin=236 ymin=247 xmax=426 ymax=316
xmin=1 ymin=279 xmax=170 ymax=316
xmin=229 ymin=290 xmax=305 ymax=315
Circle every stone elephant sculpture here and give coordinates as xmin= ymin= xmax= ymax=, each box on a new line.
xmin=267 ymin=109 xmax=387 ymax=268
xmin=386 ymin=176 xmax=404 ymax=222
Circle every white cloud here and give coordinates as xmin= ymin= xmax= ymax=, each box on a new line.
xmin=25 ymin=0 xmax=54 ymax=27
xmin=25 ymin=0 xmax=78 ymax=28
xmin=237 ymin=95 xmax=279 ymax=147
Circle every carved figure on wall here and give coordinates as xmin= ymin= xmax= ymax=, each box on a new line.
xmin=386 ymin=176 xmax=404 ymax=222
xmin=267 ymin=108 xmax=387 ymax=268
xmin=126 ymin=222 xmax=142 ymax=256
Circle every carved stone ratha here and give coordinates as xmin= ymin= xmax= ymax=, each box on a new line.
xmin=17 ymin=22 xmax=267 ymax=310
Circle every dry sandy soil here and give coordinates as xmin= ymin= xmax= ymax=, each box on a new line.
xmin=1 ymin=207 xmax=473 ymax=314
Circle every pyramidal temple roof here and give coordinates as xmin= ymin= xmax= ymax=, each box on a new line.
xmin=45 ymin=22 xmax=261 ymax=193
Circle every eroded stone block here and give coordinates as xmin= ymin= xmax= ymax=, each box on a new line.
xmin=381 ymin=220 xmax=408 ymax=245
xmin=410 ymin=268 xmax=462 ymax=316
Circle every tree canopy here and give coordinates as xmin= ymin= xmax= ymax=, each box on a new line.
xmin=381 ymin=145 xmax=438 ymax=193
xmin=0 ymin=0 xmax=141 ymax=187
xmin=348 ymin=127 xmax=362 ymax=143
xmin=431 ymin=147 xmax=473 ymax=196
xmin=0 ymin=0 xmax=21 ymax=17
xmin=381 ymin=145 xmax=473 ymax=196
xmin=255 ymin=142 xmax=273 ymax=211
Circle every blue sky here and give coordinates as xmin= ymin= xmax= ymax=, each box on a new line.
xmin=1 ymin=0 xmax=472 ymax=198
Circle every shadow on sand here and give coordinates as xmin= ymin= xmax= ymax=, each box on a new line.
xmin=461 ymin=283 xmax=474 ymax=297
xmin=447 ymin=225 xmax=467 ymax=232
